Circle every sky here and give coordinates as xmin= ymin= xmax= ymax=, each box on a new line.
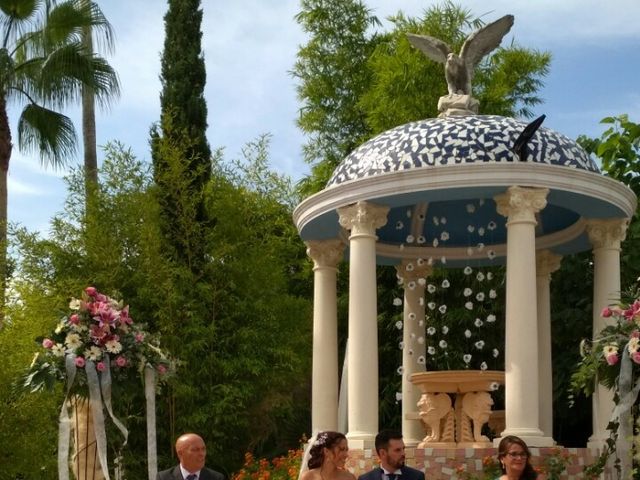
xmin=7 ymin=0 xmax=640 ymax=235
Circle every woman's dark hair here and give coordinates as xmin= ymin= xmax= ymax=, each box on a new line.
xmin=497 ymin=435 xmax=537 ymax=480
xmin=308 ymin=431 xmax=347 ymax=469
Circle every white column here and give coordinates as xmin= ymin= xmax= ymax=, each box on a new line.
xmin=395 ymin=260 xmax=432 ymax=446
xmin=495 ymin=186 xmax=553 ymax=447
xmin=338 ymin=201 xmax=389 ymax=447
xmin=306 ymin=239 xmax=345 ymax=433
xmin=586 ymin=219 xmax=628 ymax=447
xmin=535 ymin=250 xmax=562 ymax=440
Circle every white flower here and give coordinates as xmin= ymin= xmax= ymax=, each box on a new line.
xmin=474 ymin=318 xmax=483 ymax=328
xmin=65 ymin=333 xmax=82 ymax=350
xmin=418 ymin=213 xmax=425 ymax=220
xmin=440 ymin=217 xmax=447 ymax=224
xmin=428 ymin=346 xmax=436 ymax=355
xmin=418 ymin=297 xmax=425 ymax=306
xmin=417 ymin=258 xmax=425 ymax=266
xmin=395 ymin=321 xmax=403 ymax=330
xmin=427 ymin=284 xmax=436 ymax=294
xmin=439 ymin=340 xmax=448 ymax=349
xmin=406 ymin=235 xmax=415 ymax=243
xmin=441 ymin=256 xmax=447 ymax=264
xmin=440 ymin=231 xmax=450 ymax=241
xmin=69 ymin=298 xmax=81 ymax=310
xmin=476 ymin=292 xmax=485 ymax=302
xmin=407 ymin=281 xmax=416 ymax=290
xmin=406 ymin=262 xmax=415 ymax=271
xmin=408 ymin=349 xmax=413 ymax=355
xmin=475 ymin=340 xmax=485 ymax=350
xmin=464 ymin=329 xmax=472 ymax=338
xmin=418 ymin=278 xmax=426 ymax=286
xmin=55 ymin=322 xmax=65 ymax=334
xmin=399 ymin=341 xmax=404 ymax=350
xmin=487 ymin=221 xmax=497 ymax=231
xmin=487 ymin=272 xmax=494 ymax=280
xmin=417 ymin=235 xmax=426 ymax=244
xmin=84 ymin=346 xmax=102 ymax=361
xmin=442 ymin=326 xmax=449 ymax=334
xmin=488 ymin=250 xmax=497 ymax=260
xmin=467 ymin=225 xmax=475 ymax=233
xmin=439 ymin=305 xmax=447 ymax=314
xmin=487 ymin=314 xmax=496 ymax=323
xmin=466 ymin=204 xmax=476 ymax=213
xmin=477 ymin=242 xmax=485 ymax=251
xmin=490 ymin=382 xmax=500 ymax=391
xmin=105 ymin=339 xmax=123 ymax=354
xmin=52 ymin=343 xmax=66 ymax=357
xmin=399 ymin=244 xmax=405 ymax=251
xmin=427 ymin=326 xmax=436 ymax=335
xmin=480 ymin=362 xmax=488 ymax=371
xmin=406 ymin=209 xmax=412 ymax=218
xmin=408 ymin=312 xmax=416 ymax=321
xmin=603 ymin=344 xmax=619 ymax=356
xmin=396 ymin=392 xmax=403 ymax=401
xmin=393 ymin=297 xmax=402 ymax=306
xmin=427 ymin=257 xmax=434 ymax=265
xmin=428 ymin=302 xmax=436 ymax=310
xmin=441 ymin=279 xmax=450 ymax=288
xmin=72 ymin=323 xmax=87 ymax=333
xmin=629 ymin=338 xmax=640 ymax=353
xmin=417 ymin=336 xmax=424 ymax=344
xmin=417 ymin=355 xmax=426 ymax=365
xmin=433 ymin=216 xmax=440 ymax=226
xmin=397 ymin=366 xmax=404 ymax=375
xmin=465 ymin=301 xmax=473 ymax=310
xmin=432 ymin=238 xmax=439 ymax=248
xmin=476 ymin=272 xmax=485 ymax=282
xmin=492 ymin=348 xmax=500 ymax=358
xmin=463 ymin=354 xmax=472 ymax=364
xmin=489 ymin=289 xmax=497 ymax=299
xmin=479 ymin=199 xmax=485 ymax=206
xmin=467 ymin=247 xmax=474 ymax=256
xmin=418 ymin=320 xmax=424 ymax=327
xmin=463 ymin=288 xmax=473 ymax=297
xmin=478 ymin=227 xmax=485 ymax=236
xmin=464 ymin=266 xmax=473 ymax=275
xmin=396 ymin=221 xmax=404 ymax=230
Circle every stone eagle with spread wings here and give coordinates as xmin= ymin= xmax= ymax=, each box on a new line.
xmin=407 ymin=15 xmax=514 ymax=96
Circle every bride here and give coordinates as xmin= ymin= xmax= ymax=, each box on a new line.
xmin=299 ymin=431 xmax=356 ymax=480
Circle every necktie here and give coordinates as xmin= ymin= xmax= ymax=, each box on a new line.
xmin=388 ymin=474 xmax=398 ymax=480
xmin=187 ymin=475 xmax=197 ymax=480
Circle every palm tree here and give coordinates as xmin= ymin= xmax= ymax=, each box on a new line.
xmin=0 ymin=0 xmax=120 ymax=326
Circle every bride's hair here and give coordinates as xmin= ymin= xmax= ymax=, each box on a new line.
xmin=307 ymin=431 xmax=346 ymax=469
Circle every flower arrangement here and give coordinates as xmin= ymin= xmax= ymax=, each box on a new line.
xmin=23 ymin=286 xmax=174 ymax=393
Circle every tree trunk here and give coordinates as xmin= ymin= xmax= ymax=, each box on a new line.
xmin=71 ymin=396 xmax=106 ymax=480
xmin=82 ymin=18 xmax=98 ymax=192
xmin=0 ymin=96 xmax=12 ymax=329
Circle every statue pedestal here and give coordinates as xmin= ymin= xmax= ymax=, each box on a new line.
xmin=437 ymin=94 xmax=479 ymax=117
xmin=411 ymin=370 xmax=505 ymax=447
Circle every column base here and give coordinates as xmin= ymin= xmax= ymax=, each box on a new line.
xmin=402 ymin=437 xmax=423 ymax=448
xmin=346 ymin=431 xmax=376 ymax=449
xmin=493 ymin=430 xmax=556 ymax=448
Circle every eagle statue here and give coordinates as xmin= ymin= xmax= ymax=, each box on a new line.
xmin=407 ymin=15 xmax=514 ymax=96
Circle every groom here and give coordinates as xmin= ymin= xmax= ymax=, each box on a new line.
xmin=358 ymin=430 xmax=425 ymax=480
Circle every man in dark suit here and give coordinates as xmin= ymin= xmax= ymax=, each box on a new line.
xmin=357 ymin=430 xmax=425 ymax=480
xmin=157 ymin=433 xmax=225 ymax=480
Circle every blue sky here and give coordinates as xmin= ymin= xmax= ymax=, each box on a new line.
xmin=7 ymin=0 xmax=640 ymax=235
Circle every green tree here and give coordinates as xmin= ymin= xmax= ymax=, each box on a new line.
xmin=292 ymin=0 xmax=381 ymax=196
xmin=0 ymin=0 xmax=119 ymax=326
xmin=151 ymin=0 xmax=211 ymax=273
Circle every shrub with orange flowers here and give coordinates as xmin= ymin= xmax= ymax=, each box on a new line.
xmin=454 ymin=456 xmax=501 ymax=480
xmin=233 ymin=446 xmax=305 ymax=480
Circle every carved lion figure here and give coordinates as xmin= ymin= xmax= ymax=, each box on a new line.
xmin=417 ymin=392 xmax=453 ymax=442
xmin=461 ymin=391 xmax=494 ymax=442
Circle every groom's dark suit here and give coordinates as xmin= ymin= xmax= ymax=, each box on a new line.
xmin=157 ymin=466 xmax=225 ymax=480
xmin=358 ymin=466 xmax=425 ymax=480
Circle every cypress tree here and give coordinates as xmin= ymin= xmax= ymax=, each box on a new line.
xmin=152 ymin=0 xmax=211 ymax=273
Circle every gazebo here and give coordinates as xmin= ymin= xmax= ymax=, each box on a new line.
xmin=294 ymin=110 xmax=636 ymax=451
xmin=294 ymin=18 xmax=637 ymax=476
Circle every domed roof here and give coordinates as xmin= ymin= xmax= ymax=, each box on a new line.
xmin=327 ymin=115 xmax=599 ymax=187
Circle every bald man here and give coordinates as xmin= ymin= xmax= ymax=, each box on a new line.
xmin=157 ymin=433 xmax=225 ymax=480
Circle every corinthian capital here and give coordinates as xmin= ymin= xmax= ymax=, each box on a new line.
xmin=495 ymin=186 xmax=549 ymax=224
xmin=337 ymin=201 xmax=389 ymax=237
xmin=586 ymin=218 xmax=629 ymax=250
xmin=395 ymin=260 xmax=433 ymax=283
xmin=536 ymin=250 xmax=562 ymax=277
xmin=305 ymin=239 xmax=345 ymax=269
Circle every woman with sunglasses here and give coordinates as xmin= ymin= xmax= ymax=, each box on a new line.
xmin=496 ymin=435 xmax=543 ymax=480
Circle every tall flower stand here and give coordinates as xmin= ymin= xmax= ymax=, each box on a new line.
xmin=71 ymin=395 xmax=106 ymax=480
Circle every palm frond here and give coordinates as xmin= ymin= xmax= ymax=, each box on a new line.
xmin=18 ymin=102 xmax=76 ymax=167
